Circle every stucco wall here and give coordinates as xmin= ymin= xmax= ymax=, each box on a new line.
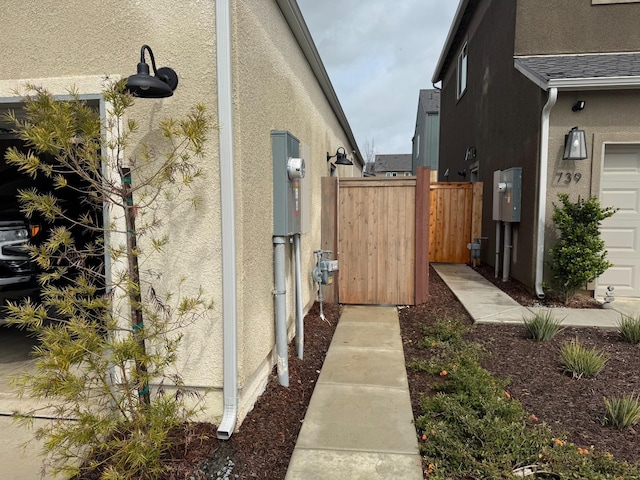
xmin=543 ymin=90 xmax=640 ymax=278
xmin=515 ymin=0 xmax=640 ymax=55
xmin=232 ymin=0 xmax=359 ymax=420
xmin=0 ymin=0 xmax=361 ymax=427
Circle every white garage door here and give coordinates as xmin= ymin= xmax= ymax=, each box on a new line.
xmin=597 ymin=144 xmax=640 ymax=297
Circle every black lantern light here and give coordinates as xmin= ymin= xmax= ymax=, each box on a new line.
xmin=326 ymin=147 xmax=353 ymax=166
xmin=563 ymin=126 xmax=587 ymax=160
xmin=125 ymin=45 xmax=179 ymax=98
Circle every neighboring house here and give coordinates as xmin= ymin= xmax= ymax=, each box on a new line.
xmin=374 ymin=154 xmax=413 ymax=177
xmin=433 ymin=0 xmax=640 ymax=299
xmin=0 ymin=0 xmax=363 ymax=438
xmin=412 ymin=89 xmax=440 ymax=180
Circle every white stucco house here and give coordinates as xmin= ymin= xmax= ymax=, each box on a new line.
xmin=0 ymin=0 xmax=362 ymax=438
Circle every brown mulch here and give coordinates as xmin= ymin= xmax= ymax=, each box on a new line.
xmin=400 ymin=265 xmax=640 ymax=477
xmin=78 ymin=266 xmax=639 ymax=479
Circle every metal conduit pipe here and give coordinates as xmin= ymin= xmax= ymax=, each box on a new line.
xmin=535 ymin=87 xmax=558 ymax=299
xmin=216 ymin=0 xmax=238 ymax=441
xmin=502 ymin=222 xmax=512 ymax=282
xmin=273 ymin=236 xmax=289 ymax=387
xmin=293 ymin=234 xmax=304 ymax=360
xmin=495 ymin=222 xmax=501 ymax=278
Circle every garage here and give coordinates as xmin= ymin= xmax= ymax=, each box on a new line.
xmin=0 ymin=99 xmax=104 ymax=387
xmin=597 ymin=144 xmax=640 ymax=298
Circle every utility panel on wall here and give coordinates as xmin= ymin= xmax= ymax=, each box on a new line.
xmin=271 ymin=130 xmax=305 ymax=236
xmin=493 ymin=167 xmax=522 ymax=222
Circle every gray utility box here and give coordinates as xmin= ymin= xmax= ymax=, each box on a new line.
xmin=493 ymin=167 xmax=522 ymax=222
xmin=272 ymin=130 xmax=305 ymax=236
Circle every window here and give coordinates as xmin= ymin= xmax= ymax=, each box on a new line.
xmin=385 ymin=172 xmax=398 ymax=177
xmin=457 ymin=42 xmax=468 ymax=99
xmin=403 ymin=172 xmax=412 ymax=177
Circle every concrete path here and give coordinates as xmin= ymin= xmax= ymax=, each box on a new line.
xmin=432 ymin=263 xmax=640 ymax=327
xmin=285 ymin=305 xmax=423 ymax=480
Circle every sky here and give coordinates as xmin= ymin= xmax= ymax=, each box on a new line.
xmin=297 ymin=0 xmax=459 ymax=159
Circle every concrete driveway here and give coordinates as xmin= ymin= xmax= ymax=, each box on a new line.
xmin=0 ymin=324 xmax=55 ymax=479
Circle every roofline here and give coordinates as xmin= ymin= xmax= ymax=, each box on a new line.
xmin=431 ymin=0 xmax=468 ymax=84
xmin=514 ymin=59 xmax=640 ymax=91
xmin=276 ymin=0 xmax=364 ymax=167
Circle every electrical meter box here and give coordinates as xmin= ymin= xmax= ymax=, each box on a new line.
xmin=272 ymin=130 xmax=306 ymax=235
xmin=498 ymin=167 xmax=522 ymax=222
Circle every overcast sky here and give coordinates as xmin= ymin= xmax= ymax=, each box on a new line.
xmin=297 ymin=0 xmax=459 ymax=158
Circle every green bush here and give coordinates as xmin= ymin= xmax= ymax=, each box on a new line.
xmin=617 ymin=313 xmax=640 ymax=345
xmin=604 ymin=394 xmax=640 ymax=429
xmin=560 ymin=338 xmax=609 ymax=378
xmin=523 ymin=311 xmax=564 ymax=341
xmin=548 ymin=194 xmax=616 ymax=304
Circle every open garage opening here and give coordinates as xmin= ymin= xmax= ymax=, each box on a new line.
xmin=0 ymin=98 xmax=106 ymax=344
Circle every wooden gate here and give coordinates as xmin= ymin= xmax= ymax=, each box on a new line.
xmin=320 ymin=168 xmax=430 ymax=305
xmin=429 ymin=182 xmax=483 ymax=263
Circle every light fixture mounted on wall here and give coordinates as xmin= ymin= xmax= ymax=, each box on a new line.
xmin=563 ymin=126 xmax=588 ymax=160
xmin=572 ymin=100 xmax=586 ymax=112
xmin=125 ymin=45 xmax=179 ymax=98
xmin=326 ymin=147 xmax=353 ymax=166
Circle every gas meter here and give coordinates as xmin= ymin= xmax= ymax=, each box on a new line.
xmin=312 ymin=250 xmax=338 ymax=285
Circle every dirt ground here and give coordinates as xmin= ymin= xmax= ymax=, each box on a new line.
xmin=78 ymin=267 xmax=640 ymax=479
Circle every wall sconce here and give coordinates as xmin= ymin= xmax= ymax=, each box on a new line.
xmin=464 ymin=147 xmax=476 ymax=161
xmin=326 ymin=147 xmax=353 ymax=166
xmin=563 ymin=126 xmax=588 ymax=160
xmin=572 ymin=100 xmax=585 ymax=112
xmin=125 ymin=45 xmax=179 ymax=98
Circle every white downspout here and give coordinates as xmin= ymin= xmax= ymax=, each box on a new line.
xmin=534 ymin=87 xmax=558 ymax=299
xmin=216 ymin=0 xmax=238 ymax=440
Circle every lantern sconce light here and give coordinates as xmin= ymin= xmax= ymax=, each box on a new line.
xmin=326 ymin=147 xmax=353 ymax=166
xmin=125 ymin=44 xmax=179 ymax=98
xmin=563 ymin=126 xmax=588 ymax=160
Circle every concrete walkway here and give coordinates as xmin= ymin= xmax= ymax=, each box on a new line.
xmin=286 ymin=305 xmax=423 ymax=480
xmin=432 ymin=263 xmax=640 ymax=327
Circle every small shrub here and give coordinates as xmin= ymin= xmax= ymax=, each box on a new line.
xmin=617 ymin=314 xmax=640 ymax=345
xmin=560 ymin=338 xmax=609 ymax=378
xmin=548 ymin=193 xmax=616 ymax=304
xmin=523 ymin=311 xmax=564 ymax=341
xmin=604 ymin=394 xmax=640 ymax=429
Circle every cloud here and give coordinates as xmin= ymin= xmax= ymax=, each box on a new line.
xmin=298 ymin=0 xmax=458 ymax=154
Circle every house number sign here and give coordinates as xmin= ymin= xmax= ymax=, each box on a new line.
xmin=555 ymin=172 xmax=582 ymax=184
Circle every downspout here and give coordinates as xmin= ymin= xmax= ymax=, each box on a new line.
xmin=534 ymin=87 xmax=558 ymax=299
xmin=216 ymin=0 xmax=238 ymax=440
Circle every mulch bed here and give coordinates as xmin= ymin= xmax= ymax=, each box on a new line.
xmin=74 ymin=264 xmax=639 ymax=479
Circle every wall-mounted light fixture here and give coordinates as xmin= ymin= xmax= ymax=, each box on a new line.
xmin=563 ymin=126 xmax=587 ymax=160
xmin=458 ymin=169 xmax=466 ymax=178
xmin=326 ymin=147 xmax=353 ymax=166
xmin=572 ymin=100 xmax=585 ymax=112
xmin=464 ymin=147 xmax=476 ymax=161
xmin=125 ymin=45 xmax=179 ymax=98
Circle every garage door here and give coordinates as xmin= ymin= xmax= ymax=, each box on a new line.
xmin=597 ymin=144 xmax=640 ymax=297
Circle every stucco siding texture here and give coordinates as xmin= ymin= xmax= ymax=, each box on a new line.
xmin=1 ymin=1 xmax=225 ymax=406
xmin=543 ymin=90 xmax=640 ymax=272
xmin=515 ymin=0 xmax=640 ymax=55
xmin=232 ymin=0 xmax=357 ymax=409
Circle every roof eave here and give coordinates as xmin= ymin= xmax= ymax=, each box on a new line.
xmin=276 ymin=0 xmax=364 ymax=167
xmin=514 ymin=59 xmax=640 ymax=91
xmin=431 ymin=0 xmax=469 ymax=84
